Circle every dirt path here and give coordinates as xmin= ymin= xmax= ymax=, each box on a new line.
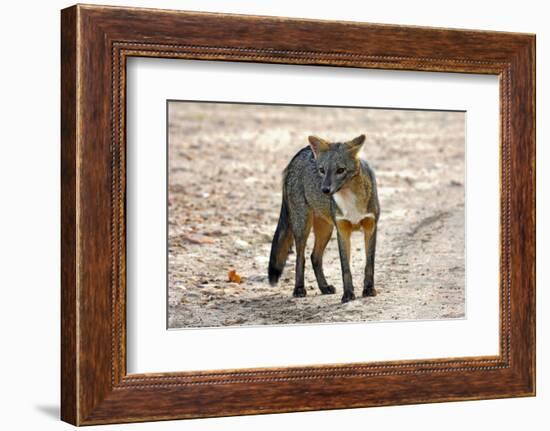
xmin=167 ymin=103 xmax=465 ymax=328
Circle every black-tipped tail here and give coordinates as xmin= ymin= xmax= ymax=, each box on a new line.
xmin=268 ymin=266 xmax=283 ymax=286
xmin=268 ymin=195 xmax=293 ymax=285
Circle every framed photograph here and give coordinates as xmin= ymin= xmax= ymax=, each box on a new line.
xmin=61 ymin=4 xmax=536 ymax=425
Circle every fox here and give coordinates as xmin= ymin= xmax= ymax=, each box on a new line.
xmin=268 ymin=134 xmax=380 ymax=303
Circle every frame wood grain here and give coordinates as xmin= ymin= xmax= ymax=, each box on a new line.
xmin=61 ymin=4 xmax=535 ymax=425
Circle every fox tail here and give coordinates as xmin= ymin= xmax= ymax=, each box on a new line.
xmin=268 ymin=191 xmax=293 ymax=285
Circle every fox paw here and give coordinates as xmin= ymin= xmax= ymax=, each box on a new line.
xmin=341 ymin=291 xmax=356 ymax=303
xmin=293 ymin=286 xmax=307 ymax=298
xmin=320 ymin=285 xmax=336 ymax=295
xmin=362 ymin=286 xmax=377 ymax=297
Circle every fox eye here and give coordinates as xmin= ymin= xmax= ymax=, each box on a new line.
xmin=336 ymin=167 xmax=346 ymax=174
xmin=319 ymin=167 xmax=325 ymax=174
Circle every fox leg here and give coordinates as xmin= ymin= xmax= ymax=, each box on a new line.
xmin=361 ymin=217 xmax=377 ymax=297
xmin=335 ymin=220 xmax=355 ymax=303
xmin=290 ymin=211 xmax=312 ymax=298
xmin=311 ymin=217 xmax=335 ymax=294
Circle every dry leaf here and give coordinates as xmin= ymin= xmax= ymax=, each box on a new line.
xmin=227 ymin=269 xmax=242 ymax=284
xmin=182 ymin=233 xmax=215 ymax=245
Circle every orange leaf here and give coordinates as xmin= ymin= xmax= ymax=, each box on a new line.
xmin=227 ymin=269 xmax=242 ymax=284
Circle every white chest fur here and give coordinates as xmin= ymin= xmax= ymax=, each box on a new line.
xmin=333 ymin=189 xmax=374 ymax=225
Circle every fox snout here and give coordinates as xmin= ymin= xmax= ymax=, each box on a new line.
xmin=321 ymin=176 xmax=335 ymax=195
xmin=321 ymin=185 xmax=337 ymax=195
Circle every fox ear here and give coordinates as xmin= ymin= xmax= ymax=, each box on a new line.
xmin=346 ymin=134 xmax=366 ymax=158
xmin=308 ymin=136 xmax=330 ymax=159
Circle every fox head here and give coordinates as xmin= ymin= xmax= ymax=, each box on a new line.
xmin=308 ymin=135 xmax=365 ymax=195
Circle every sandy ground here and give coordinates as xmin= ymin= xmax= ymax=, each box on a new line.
xmin=167 ymin=103 xmax=465 ymax=328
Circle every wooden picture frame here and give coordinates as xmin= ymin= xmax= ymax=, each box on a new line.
xmin=61 ymin=4 xmax=535 ymax=425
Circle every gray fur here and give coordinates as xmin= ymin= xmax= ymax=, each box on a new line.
xmin=268 ymin=136 xmax=380 ymax=303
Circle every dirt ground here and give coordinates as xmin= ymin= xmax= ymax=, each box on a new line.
xmin=167 ymin=102 xmax=465 ymax=328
